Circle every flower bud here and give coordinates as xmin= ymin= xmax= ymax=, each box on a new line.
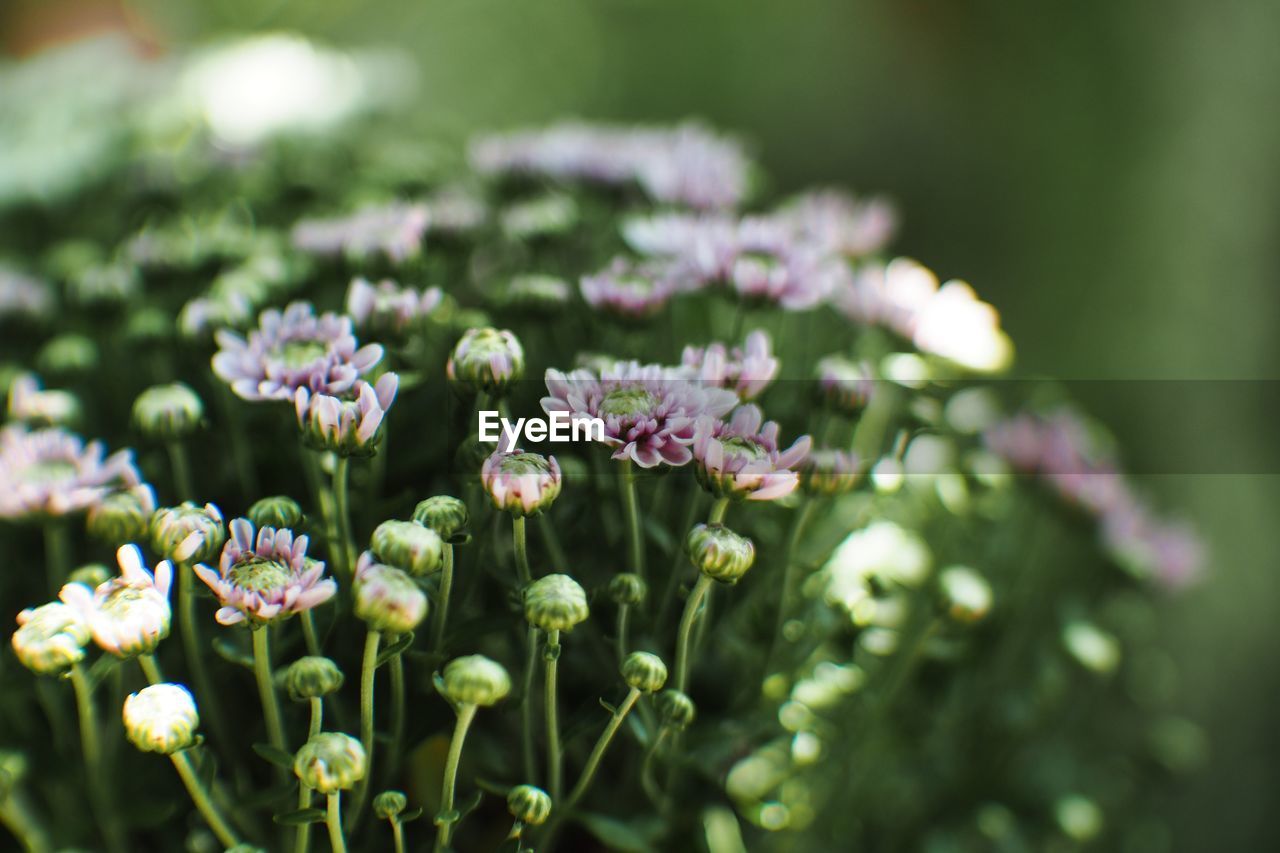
xmin=524 ymin=574 xmax=589 ymax=633
xmin=248 ymin=495 xmax=304 ymax=530
xmin=353 ymin=555 xmax=428 ymax=635
xmin=608 ymin=573 xmax=647 ymax=607
xmin=499 ymin=274 xmax=572 ymax=316
xmin=411 ymin=496 xmax=469 ymax=543
xmin=507 ymin=784 xmax=552 ymax=826
xmin=440 ymin=655 xmax=511 ymax=707
xmin=123 ymin=683 xmax=198 ymax=754
xmin=815 ymin=355 xmax=875 ymax=413
xmin=36 ymin=334 xmax=98 ymax=376
xmin=373 ymin=790 xmax=407 ymax=820
xmin=294 ymin=733 xmax=367 ymax=794
xmin=60 ymin=545 xmax=173 ymax=659
xmin=12 ymin=602 xmax=90 ymax=675
xmin=621 ymin=651 xmax=668 ymax=693
xmin=446 ymin=327 xmax=524 ymax=396
xmin=656 ymin=689 xmax=696 ymax=730
xmin=150 ymin=502 xmax=226 ymax=564
xmin=938 ymin=566 xmax=993 ymax=624
xmin=371 ymin=520 xmax=444 ymax=576
xmin=481 ymin=450 xmax=562 ymax=517
xmin=686 ymin=524 xmax=755 ymax=584
xmin=68 ymin=564 xmax=111 ymax=587
xmin=283 ymin=656 xmax=345 ymax=701
xmin=87 ymin=486 xmax=156 ymax=546
xmin=800 ymin=449 xmax=860 ymax=497
xmin=133 ymin=383 xmax=204 ymax=441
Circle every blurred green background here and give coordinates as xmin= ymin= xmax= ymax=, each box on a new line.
xmin=5 ymin=1 xmax=1276 ymax=848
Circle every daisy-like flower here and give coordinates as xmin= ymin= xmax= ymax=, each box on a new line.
xmin=0 ymin=425 xmax=142 ymax=520
xmin=1100 ymin=500 xmax=1206 ymax=591
xmin=542 ymin=361 xmax=738 ymax=468
xmin=60 ymin=544 xmax=173 ymax=659
xmin=345 ymin=277 xmax=444 ymax=337
xmin=728 ymin=245 xmax=842 ymax=311
xmin=7 ymin=373 xmax=79 ymax=426
xmin=580 ymin=257 xmax=682 ymax=320
xmin=212 ymin=301 xmax=384 ymax=402
xmin=11 ymin=601 xmax=90 ymax=675
xmin=194 ymin=518 xmax=336 ymax=627
xmin=291 ymin=201 xmax=430 ymax=263
xmin=772 ymin=189 xmax=897 ymax=258
xmin=815 ymin=355 xmax=876 ymax=413
xmin=680 ymin=330 xmax=778 ymax=401
xmin=294 ymin=374 xmax=399 ymax=457
xmin=481 ymin=450 xmax=562 ymax=517
xmin=691 ymin=404 xmax=811 ymax=501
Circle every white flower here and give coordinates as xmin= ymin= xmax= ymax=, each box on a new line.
xmin=123 ymin=683 xmax=199 ymax=754
xmin=820 ymin=522 xmax=932 ymax=617
xmin=11 ymin=602 xmax=90 ymax=675
xmin=60 ymin=544 xmax=173 ymax=658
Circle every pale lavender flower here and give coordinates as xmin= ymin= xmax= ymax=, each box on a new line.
xmin=0 ymin=264 xmax=53 ymax=321
xmin=480 ymin=449 xmax=562 ymax=516
xmin=60 ymin=544 xmax=172 ymax=658
xmin=7 ymin=373 xmax=79 ymax=426
xmin=815 ymin=355 xmax=876 ymax=412
xmin=0 ymin=425 xmax=141 ymax=519
xmin=580 ymin=257 xmax=682 ymax=320
xmin=542 ymin=362 xmax=738 ymax=468
xmin=294 ymin=374 xmax=399 ymax=457
xmin=680 ymin=330 xmax=778 ymax=401
xmin=424 ymin=186 xmax=489 ymax=234
xmin=729 ymin=245 xmax=841 ymax=310
xmin=345 ymin=277 xmax=444 ymax=336
xmin=179 ymin=291 xmax=256 ymax=340
xmin=212 ymin=301 xmax=383 ymax=401
xmin=691 ymin=404 xmax=810 ymax=501
xmin=291 ymin=201 xmax=429 ymax=263
xmin=773 ymin=189 xmax=897 ymax=258
xmin=194 ymin=518 xmax=336 ymax=626
xmin=1101 ymin=499 xmax=1206 ymax=591
xmin=800 ymin=449 xmax=861 ymax=496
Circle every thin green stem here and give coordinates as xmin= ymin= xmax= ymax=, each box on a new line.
xmin=326 ymin=792 xmax=347 ymax=853
xmin=512 ymin=516 xmax=532 ymax=586
xmin=544 ymin=629 xmax=563 ymax=801
xmin=434 ymin=704 xmax=477 ymax=852
xmin=766 ymin=497 xmax=817 ymax=674
xmin=384 ymin=649 xmax=406 ymax=788
xmin=536 ymin=513 xmax=568 ymax=570
xmin=618 ymin=460 xmax=645 ymax=579
xmin=302 ymin=449 xmax=341 ymax=577
xmin=294 ymin=781 xmax=313 ymax=853
xmin=42 ymin=521 xmax=70 ymax=594
xmin=522 ymin=626 xmax=538 ymax=784
xmin=616 ymin=604 xmax=630 ymax=669
xmin=172 ymin=749 xmax=240 ymax=848
xmin=640 ymin=725 xmax=672 ymax=805
xmin=391 ymin=820 xmax=405 ymax=853
xmin=333 ymin=456 xmax=355 ymax=578
xmin=138 ymin=653 xmax=163 ymax=685
xmin=431 ymin=544 xmax=454 ymax=651
xmin=707 ymin=497 xmax=730 ymax=526
xmin=301 ymin=611 xmax=322 ymax=657
xmin=177 ymin=563 xmax=234 ymax=761
xmin=309 ymin=697 xmax=324 ymax=738
xmin=565 ymin=688 xmax=640 ymax=807
xmin=215 ymin=383 xmax=258 ymax=496
xmin=165 ymin=439 xmax=195 ymax=502
xmin=350 ymin=630 xmax=382 ymax=828
xmin=674 ymin=576 xmax=714 ymax=692
xmin=0 ymin=788 xmax=51 ymax=853
xmin=70 ymin=663 xmax=125 ymax=853
xmin=252 ymin=627 xmax=288 ymax=756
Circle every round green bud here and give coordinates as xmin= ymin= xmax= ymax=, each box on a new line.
xmin=656 ymin=690 xmax=696 ymax=730
xmin=446 ymin=327 xmax=525 ymax=396
xmin=283 ymin=656 xmax=345 ymax=701
xmin=440 ymin=655 xmax=511 ymax=707
xmin=500 ymin=274 xmax=571 ymax=316
xmin=294 ymin=733 xmax=367 ymax=795
xmin=411 ymin=496 xmax=469 ymax=543
xmin=67 ymin=563 xmax=112 ymax=587
xmin=87 ymin=488 xmax=154 ymax=546
xmin=36 ymin=334 xmax=98 ymax=376
xmin=621 ymin=651 xmax=668 ymax=694
xmin=608 ymin=573 xmax=647 ymax=607
xmin=373 ymin=790 xmax=407 ymax=820
xmin=524 ymin=574 xmax=589 ymax=633
xmin=123 ymin=684 xmax=199 ymax=755
xmin=686 ymin=523 xmax=756 ymax=584
xmin=124 ymin=306 xmax=172 ymax=345
xmin=132 ymin=383 xmax=204 ymax=440
xmin=507 ymin=784 xmax=552 ymax=826
xmin=353 ymin=560 xmax=428 ymax=635
xmin=938 ymin=566 xmax=993 ymax=624
xmin=371 ymin=520 xmax=444 ymax=576
xmin=11 ymin=602 xmax=90 ymax=675
xmin=248 ymin=495 xmax=304 ymax=530
xmin=150 ymin=502 xmax=226 ymax=564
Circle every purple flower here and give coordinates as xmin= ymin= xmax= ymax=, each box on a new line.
xmin=543 ymin=362 xmax=738 ymax=468
xmin=0 ymin=425 xmax=141 ymax=520
xmin=580 ymin=257 xmax=682 ymax=320
xmin=346 ymin=277 xmax=444 ymax=336
xmin=480 ymin=449 xmax=562 ymax=516
xmin=680 ymin=330 xmax=778 ymax=401
xmin=1101 ymin=499 xmax=1206 ymax=590
xmin=692 ymin=404 xmax=810 ymax=501
xmin=194 ymin=518 xmax=337 ymax=626
xmin=291 ymin=201 xmax=429 ymax=263
xmin=773 ymin=189 xmax=897 ymax=258
xmin=60 ymin=544 xmax=172 ymax=658
xmin=294 ymin=374 xmax=399 ymax=457
xmin=212 ymin=301 xmax=383 ymax=401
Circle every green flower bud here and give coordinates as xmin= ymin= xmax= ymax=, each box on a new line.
xmin=686 ymin=523 xmax=755 ymax=584
xmin=499 ymin=274 xmax=571 ymax=316
xmin=411 ymin=496 xmax=470 ymax=543
xmin=371 ymin=520 xmax=444 ymax=576
xmin=124 ymin=306 xmax=172 ymax=345
xmin=283 ymin=656 xmax=345 ymax=701
xmin=608 ymin=573 xmax=648 ymax=606
xmin=506 ymin=784 xmax=552 ymax=826
xmin=373 ymin=790 xmax=407 ymax=820
xmin=446 ymin=327 xmax=524 ymax=396
xmin=938 ymin=566 xmax=993 ymax=624
xmin=247 ymin=495 xmax=304 ymax=530
xmin=500 ymin=193 xmax=579 ymax=241
xmin=353 ymin=558 xmax=428 ymax=635
xmin=67 ymin=563 xmax=112 ymax=587
xmin=440 ymin=655 xmax=511 ymax=707
xmin=524 ymin=574 xmax=589 ymax=633
xmin=294 ymin=733 xmax=367 ymax=795
xmin=150 ymin=502 xmax=226 ymax=564
xmin=36 ymin=334 xmax=98 ymax=376
xmin=123 ymin=684 xmax=199 ymax=754
xmin=621 ymin=652 xmax=668 ymax=693
xmin=133 ymin=383 xmax=204 ymax=440
xmin=656 ymin=690 xmax=696 ymax=730
xmin=11 ymin=602 xmax=90 ymax=675
xmin=87 ymin=487 xmax=155 ymax=546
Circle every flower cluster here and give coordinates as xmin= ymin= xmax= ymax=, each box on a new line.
xmin=0 ymin=425 xmax=142 ymax=520
xmin=346 ymin=277 xmax=444 ymax=337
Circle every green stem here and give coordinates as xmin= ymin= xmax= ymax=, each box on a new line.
xmin=326 ymin=792 xmax=347 ymax=853
xmin=138 ymin=653 xmax=163 ymax=685
xmin=42 ymin=520 xmax=70 ymax=594
xmin=309 ymin=697 xmax=324 ymax=738
xmin=0 ymin=788 xmax=51 ymax=853
xmin=69 ymin=663 xmax=125 ymax=853
xmin=434 ymin=703 xmax=477 ymax=852
xmin=350 ymin=630 xmax=382 ymax=828
xmin=295 ymin=781 xmax=313 ymax=853
xmin=391 ymin=820 xmax=405 ymax=853
xmin=618 ymin=460 xmax=645 ymax=579
xmin=565 ymin=688 xmax=640 ymax=807
xmin=512 ymin=516 xmax=532 ymax=586
xmin=431 ymin=544 xmax=454 ymax=651
xmin=302 ymin=449 xmax=341 ymax=578
xmin=177 ymin=563 xmax=234 ymax=760
xmin=522 ymin=626 xmax=538 ymax=784
xmin=165 ymin=439 xmax=195 ymax=502
xmin=616 ymin=604 xmax=630 ymax=669
xmin=333 ymin=456 xmax=355 ymax=577
xmin=707 ymin=497 xmax=730 ymax=526
xmin=536 ymin=513 xmax=568 ymax=571
xmin=674 ymin=576 xmax=714 ymax=692
xmin=252 ymin=627 xmax=288 ymax=756
xmin=172 ymin=749 xmax=240 ymax=848
xmin=215 ymin=383 xmax=258 ymax=496
xmin=640 ymin=725 xmax=672 ymax=805
xmin=766 ymin=498 xmax=817 ymax=674
xmin=385 ymin=648 xmax=406 ymax=788
xmin=544 ymin=629 xmax=563 ymax=801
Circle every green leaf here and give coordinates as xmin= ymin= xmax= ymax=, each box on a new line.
xmin=253 ymin=742 xmax=296 ymax=769
xmin=377 ymin=631 xmax=415 ymax=665
xmin=399 ymin=806 xmax=424 ymax=823
xmin=455 ymin=790 xmax=484 ymax=822
xmin=212 ymin=636 xmax=254 ymax=668
xmin=86 ymin=654 xmax=121 ymax=691
xmin=274 ymin=808 xmax=326 ymax=826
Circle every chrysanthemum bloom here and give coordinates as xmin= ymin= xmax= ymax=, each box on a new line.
xmin=371 ymin=519 xmax=443 ymax=576
xmin=621 ymin=212 xmax=743 ymax=282
xmin=86 ymin=484 xmax=156 ymax=545
xmin=150 ymin=502 xmax=226 ymax=564
xmin=212 ymin=301 xmax=384 ymax=402
xmin=345 ymin=277 xmax=444 ymax=337
xmin=123 ymin=684 xmax=199 ymax=754
xmin=11 ymin=601 xmax=90 ymax=675
xmin=179 ymin=291 xmax=256 ymax=341
xmin=481 ymin=450 xmax=562 ymax=516
xmin=691 ymin=405 xmax=810 ymax=502
xmin=800 ymin=449 xmax=861 ymax=497
xmin=7 ymin=373 xmax=79 ymax=426
xmin=194 ymin=518 xmax=336 ymax=627
xmin=291 ymin=202 xmax=429 ymax=263
xmin=542 ymin=361 xmax=738 ymax=468
xmin=815 ymin=355 xmax=876 ymax=413
xmin=132 ymin=383 xmax=204 ymax=440
xmin=294 ymin=733 xmax=367 ymax=794
xmin=773 ymin=189 xmax=898 ymax=259
xmin=60 ymin=544 xmax=173 ymax=658
xmin=728 ymin=245 xmax=842 ymax=311
xmin=1100 ymin=498 xmax=1206 ymax=591
xmin=680 ymin=330 xmax=778 ymax=401
xmin=524 ymin=574 xmax=589 ymax=633
xmin=580 ymin=257 xmax=683 ymax=321
xmin=446 ymin=327 xmax=525 ymax=396
xmin=911 ymin=281 xmax=1013 ymax=373
xmin=0 ymin=425 xmax=142 ymax=520
xmin=294 ymin=374 xmax=399 ymax=457
xmin=352 ymin=552 xmax=428 ymax=635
